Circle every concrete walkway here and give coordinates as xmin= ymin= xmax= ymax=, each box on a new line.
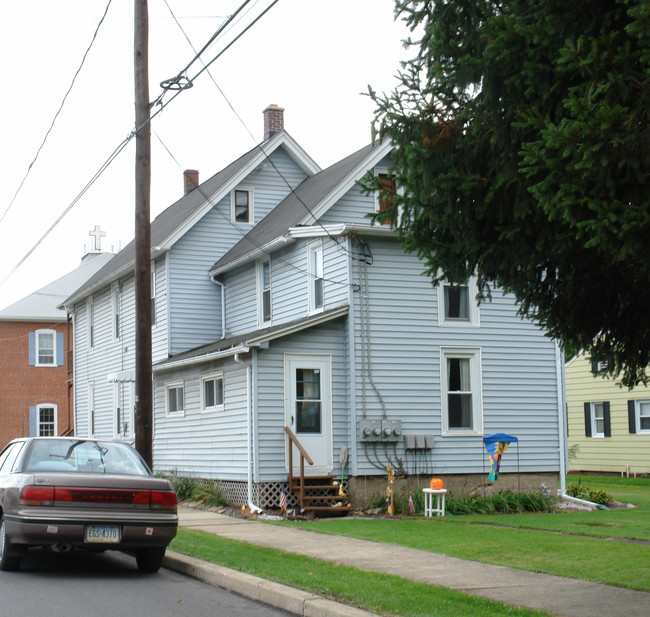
xmin=166 ymin=506 xmax=650 ymax=617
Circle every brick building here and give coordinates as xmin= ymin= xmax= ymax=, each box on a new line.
xmin=0 ymin=250 xmax=113 ymax=447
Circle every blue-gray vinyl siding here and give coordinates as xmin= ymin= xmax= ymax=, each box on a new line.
xmin=347 ymin=236 xmax=560 ymax=476
xmin=153 ymin=362 xmax=249 ymax=479
xmin=220 ymin=236 xmax=350 ymax=338
xmin=72 ymin=273 xmax=138 ymax=440
xmin=168 ymin=147 xmax=309 ymax=354
xmin=253 ymin=320 xmax=348 ymax=482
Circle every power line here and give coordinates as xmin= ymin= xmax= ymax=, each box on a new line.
xmin=0 ymin=1 xmax=281 ymax=292
xmin=160 ymin=0 xmax=345 ymax=249
xmin=0 ymin=0 xmax=114 ymax=227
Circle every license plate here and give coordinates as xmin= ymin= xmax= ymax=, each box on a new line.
xmin=85 ymin=525 xmax=120 ymax=543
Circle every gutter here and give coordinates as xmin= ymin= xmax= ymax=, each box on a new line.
xmin=152 ymin=345 xmax=250 ymax=373
xmin=234 ymin=352 xmax=262 ymax=514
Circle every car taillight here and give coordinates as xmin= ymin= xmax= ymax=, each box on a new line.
xmin=151 ymin=490 xmax=177 ymax=510
xmin=54 ymin=487 xmax=152 ymax=505
xmin=20 ymin=486 xmax=55 ymax=506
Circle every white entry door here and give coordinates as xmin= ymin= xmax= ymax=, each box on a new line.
xmin=284 ymin=354 xmax=332 ymax=475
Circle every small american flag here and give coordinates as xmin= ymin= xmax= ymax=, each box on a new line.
xmin=279 ymin=483 xmax=287 ymax=511
xmin=408 ymin=494 xmax=415 ymax=514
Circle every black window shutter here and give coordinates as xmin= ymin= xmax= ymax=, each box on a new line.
xmin=603 ymin=402 xmax=611 ymax=437
xmin=584 ymin=403 xmax=592 ymax=437
xmin=628 ymin=400 xmax=637 ymax=434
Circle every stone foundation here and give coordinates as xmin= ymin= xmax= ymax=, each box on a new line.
xmin=347 ymin=473 xmax=559 ymax=508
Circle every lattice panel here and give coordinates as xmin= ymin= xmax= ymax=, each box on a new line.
xmin=182 ymin=479 xmax=348 ymax=509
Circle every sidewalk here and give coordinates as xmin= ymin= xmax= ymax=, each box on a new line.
xmin=165 ymin=506 xmax=650 ymax=617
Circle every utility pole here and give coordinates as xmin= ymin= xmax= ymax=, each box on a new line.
xmin=134 ymin=0 xmax=152 ymax=468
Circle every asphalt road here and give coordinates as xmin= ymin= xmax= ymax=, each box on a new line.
xmin=0 ymin=548 xmax=293 ymax=617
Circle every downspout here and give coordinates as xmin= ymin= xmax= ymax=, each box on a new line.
xmin=234 ymin=352 xmax=262 ymax=513
xmin=555 ymin=342 xmax=567 ymax=495
xmin=555 ymin=343 xmax=603 ymax=509
xmin=210 ymin=276 xmax=226 ymax=339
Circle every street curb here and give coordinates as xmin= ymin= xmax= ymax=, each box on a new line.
xmin=164 ymin=551 xmax=379 ymax=617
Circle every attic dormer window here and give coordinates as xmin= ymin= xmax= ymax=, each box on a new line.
xmin=231 ymin=188 xmax=253 ymax=224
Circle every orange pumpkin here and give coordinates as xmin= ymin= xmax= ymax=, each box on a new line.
xmin=429 ymin=478 xmax=443 ymax=490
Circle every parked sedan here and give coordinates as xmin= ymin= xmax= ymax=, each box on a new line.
xmin=0 ymin=437 xmax=177 ymax=572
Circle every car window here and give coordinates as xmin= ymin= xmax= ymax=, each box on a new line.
xmin=24 ymin=440 xmax=149 ymax=476
xmin=0 ymin=442 xmax=25 ymax=474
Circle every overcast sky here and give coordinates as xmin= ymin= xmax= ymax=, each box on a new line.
xmin=0 ymin=0 xmax=412 ymax=309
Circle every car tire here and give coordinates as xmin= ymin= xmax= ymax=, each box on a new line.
xmin=135 ymin=547 xmax=166 ymax=573
xmin=0 ymin=517 xmax=21 ymax=572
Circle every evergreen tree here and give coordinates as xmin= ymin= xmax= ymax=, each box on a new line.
xmin=370 ymin=0 xmax=650 ymax=387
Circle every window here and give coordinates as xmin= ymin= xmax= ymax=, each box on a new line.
xmin=36 ymin=330 xmax=55 ymax=366
xmin=374 ymin=170 xmax=397 ymax=224
xmin=628 ymin=400 xmax=650 ymax=434
xmin=441 ymin=348 xmax=483 ymax=435
xmin=258 ymin=259 xmax=272 ymax=325
xmin=295 ymin=368 xmax=322 ymax=434
xmin=308 ymin=240 xmax=324 ymax=312
xmin=231 ymin=188 xmax=253 ymax=224
xmin=201 ymin=373 xmax=224 ymax=411
xmin=438 ymin=279 xmax=479 ymax=326
xmin=28 ymin=330 xmax=63 ymax=367
xmin=584 ymin=402 xmax=610 ymax=438
xmin=0 ymin=441 xmax=25 ymax=474
xmin=112 ymin=282 xmax=121 ymax=339
xmin=37 ymin=405 xmax=56 ymax=436
xmin=166 ymin=382 xmax=184 ymax=415
xmin=87 ymin=297 xmax=94 ymax=348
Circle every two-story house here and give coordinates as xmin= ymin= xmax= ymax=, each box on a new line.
xmin=565 ymin=351 xmax=649 ymax=475
xmin=63 ymin=105 xmax=565 ymax=511
xmin=0 ymin=250 xmax=113 ymax=446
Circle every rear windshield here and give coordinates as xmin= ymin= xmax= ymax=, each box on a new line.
xmin=24 ymin=439 xmax=149 ymax=476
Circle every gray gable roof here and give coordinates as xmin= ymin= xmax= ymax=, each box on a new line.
xmin=209 ymin=142 xmax=381 ymax=274
xmin=63 ymin=131 xmax=319 ymax=306
xmin=0 ymin=252 xmax=114 ymax=321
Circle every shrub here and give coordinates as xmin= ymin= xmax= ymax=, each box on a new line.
xmin=566 ymin=482 xmax=612 ymax=506
xmin=167 ymin=475 xmax=227 ymax=507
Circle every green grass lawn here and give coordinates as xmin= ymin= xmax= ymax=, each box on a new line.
xmin=169 ymin=475 xmax=650 ymax=617
xmin=170 ymin=528 xmax=554 ymax=617
xmin=271 ymin=475 xmax=650 ymax=591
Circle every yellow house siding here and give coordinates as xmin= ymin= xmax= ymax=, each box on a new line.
xmin=565 ymin=352 xmax=650 ymax=474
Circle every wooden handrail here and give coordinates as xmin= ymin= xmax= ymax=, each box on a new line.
xmin=284 ymin=426 xmax=313 ymax=509
xmin=284 ymin=426 xmax=314 ymax=465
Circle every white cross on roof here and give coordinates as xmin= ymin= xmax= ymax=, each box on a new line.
xmin=89 ymin=225 xmax=106 ymax=252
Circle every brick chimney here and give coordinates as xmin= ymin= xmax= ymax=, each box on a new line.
xmin=263 ymin=104 xmax=284 ymax=140
xmin=183 ymin=169 xmax=199 ymax=195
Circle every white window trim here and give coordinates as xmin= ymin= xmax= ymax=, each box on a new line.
xmin=230 ymin=187 xmax=254 ymax=224
xmin=307 ymin=239 xmax=324 ymax=314
xmin=165 ymin=380 xmax=185 ymax=416
xmin=151 ymin=264 xmax=157 ymax=328
xmin=440 ymin=347 xmax=483 ymax=436
xmin=437 ymin=278 xmax=480 ymax=327
xmin=634 ymin=400 xmax=650 ymax=435
xmin=35 ymin=328 xmax=56 ymax=367
xmin=112 ymin=282 xmax=121 ymax=340
xmin=257 ymin=258 xmax=272 ymax=326
xmin=200 ymin=372 xmax=225 ymax=412
xmin=589 ymin=401 xmax=606 ymax=438
xmin=86 ymin=296 xmax=94 ymax=349
xmin=88 ymin=382 xmax=96 ymax=436
xmin=36 ymin=403 xmax=57 ymax=437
